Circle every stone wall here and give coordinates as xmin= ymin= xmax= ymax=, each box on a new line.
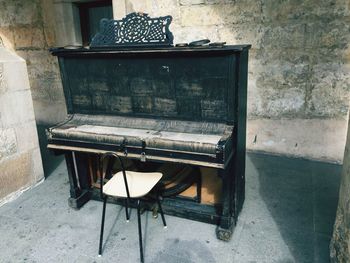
xmin=0 ymin=46 xmax=44 ymax=203
xmin=0 ymin=0 xmax=66 ymax=125
xmin=1 ymin=0 xmax=350 ymax=163
xmin=119 ymin=0 xmax=350 ymax=118
xmin=114 ymin=0 xmax=350 ymax=163
xmin=330 ymin=115 xmax=350 ymax=262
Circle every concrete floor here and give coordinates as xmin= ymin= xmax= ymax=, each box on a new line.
xmin=0 ymin=153 xmax=341 ymax=263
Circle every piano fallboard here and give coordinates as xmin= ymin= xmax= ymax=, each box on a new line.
xmin=47 ymin=113 xmax=234 ymax=168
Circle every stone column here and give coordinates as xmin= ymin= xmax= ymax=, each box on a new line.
xmin=0 ymin=46 xmax=44 ymax=205
xmin=330 ymin=116 xmax=350 ymax=262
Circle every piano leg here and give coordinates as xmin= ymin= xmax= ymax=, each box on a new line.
xmin=65 ymin=152 xmax=91 ymax=209
xmin=216 ymin=158 xmax=235 ymax=241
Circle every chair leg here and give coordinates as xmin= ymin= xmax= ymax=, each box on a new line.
xmin=156 ymin=194 xmax=167 ymax=228
xmin=137 ymin=199 xmax=144 ymax=263
xmin=124 ymin=198 xmax=130 ymax=222
xmin=98 ymin=196 xmax=107 ymax=256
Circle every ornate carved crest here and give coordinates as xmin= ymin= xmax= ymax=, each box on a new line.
xmin=90 ymin=12 xmax=173 ymax=48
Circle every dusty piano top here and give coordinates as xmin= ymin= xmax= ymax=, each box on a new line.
xmin=50 ymin=45 xmax=251 ymax=56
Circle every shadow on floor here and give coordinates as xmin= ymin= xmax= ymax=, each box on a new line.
xmin=249 ymin=152 xmax=341 ymax=263
xmin=36 ymin=124 xmax=64 ymax=178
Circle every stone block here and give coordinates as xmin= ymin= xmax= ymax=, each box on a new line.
xmin=218 ymin=24 xmax=265 ymax=47
xmin=307 ymin=63 xmax=350 ymax=117
xmin=262 ymin=0 xmax=350 ymax=22
xmin=261 ymin=23 xmax=306 ymax=50
xmin=2 ymin=60 xmax=30 ymax=92
xmin=0 ymin=128 xmax=17 ymax=161
xmin=309 ymin=48 xmax=349 ymax=65
xmin=30 ymin=73 xmax=64 ymax=102
xmin=247 ymin=76 xmax=263 ymax=118
xmin=2 ymin=0 xmax=42 ymax=28
xmin=180 ymin=5 xmax=236 ymax=26
xmin=180 ymin=3 xmax=261 ymax=26
xmin=148 ymin=0 xmax=181 ymax=22
xmin=0 ymin=152 xmax=32 ymax=200
xmin=40 ymin=0 xmax=57 ymax=47
xmin=256 ymin=61 xmax=311 ymax=88
xmin=256 ymin=86 xmax=306 ymax=118
xmin=0 ymin=62 xmax=7 ymax=95
xmin=13 ymin=26 xmax=46 ymax=49
xmin=173 ymin=24 xmax=220 ymax=44
xmin=31 ymin=147 xmax=44 ymax=183
xmin=125 ymin=0 xmax=150 ymax=14
xmin=0 ymin=2 xmax=15 ymax=27
xmin=116 ymin=0 xmax=181 ymax=22
xmin=15 ymin=50 xmax=64 ymax=104
xmin=10 ymin=0 xmax=42 ymax=26
xmin=305 ymin=21 xmax=350 ymax=49
xmin=16 ymin=50 xmax=60 ymax=76
xmin=0 ymin=48 xmax=25 ymax=63
xmin=246 ymin=118 xmax=348 ymax=163
xmin=0 ymin=90 xmax=36 ymax=126
xmin=14 ymin=121 xmax=40 ymax=153
xmin=255 ymin=48 xmax=310 ymax=66
xmin=0 ymin=27 xmax=15 ymax=50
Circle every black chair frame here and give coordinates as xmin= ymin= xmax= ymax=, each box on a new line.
xmin=98 ymin=151 xmax=167 ymax=263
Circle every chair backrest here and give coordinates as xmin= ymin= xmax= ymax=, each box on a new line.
xmin=100 ymin=152 xmax=131 ymax=199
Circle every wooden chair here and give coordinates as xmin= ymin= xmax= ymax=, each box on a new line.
xmin=98 ymin=152 xmax=167 ymax=263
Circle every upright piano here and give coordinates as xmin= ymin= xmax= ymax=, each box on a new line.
xmin=46 ymin=13 xmax=250 ymax=241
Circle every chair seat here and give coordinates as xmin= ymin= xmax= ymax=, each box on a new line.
xmin=103 ymin=171 xmax=163 ymax=198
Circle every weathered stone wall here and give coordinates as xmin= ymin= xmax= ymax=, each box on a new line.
xmin=113 ymin=0 xmax=350 ymax=163
xmin=0 ymin=0 xmax=66 ymax=125
xmin=120 ymin=0 xmax=350 ymax=118
xmin=1 ymin=0 xmax=350 ymax=163
xmin=0 ymin=46 xmax=44 ymax=204
xmin=330 ymin=117 xmax=350 ymax=262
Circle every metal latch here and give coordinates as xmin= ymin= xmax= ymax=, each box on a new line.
xmin=140 ymin=152 xmax=146 ymax=162
xmin=140 ymin=140 xmax=146 ymax=162
xmin=121 ymin=138 xmax=128 ymax=156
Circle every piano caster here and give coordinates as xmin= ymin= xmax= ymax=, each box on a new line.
xmin=216 ymin=224 xmax=234 ymax=242
xmin=68 ymin=190 xmax=91 ymax=210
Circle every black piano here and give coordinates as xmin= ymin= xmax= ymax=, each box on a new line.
xmin=46 ymin=13 xmax=250 ymax=241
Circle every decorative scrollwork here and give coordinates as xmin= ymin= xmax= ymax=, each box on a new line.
xmin=90 ymin=12 xmax=173 ymax=48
